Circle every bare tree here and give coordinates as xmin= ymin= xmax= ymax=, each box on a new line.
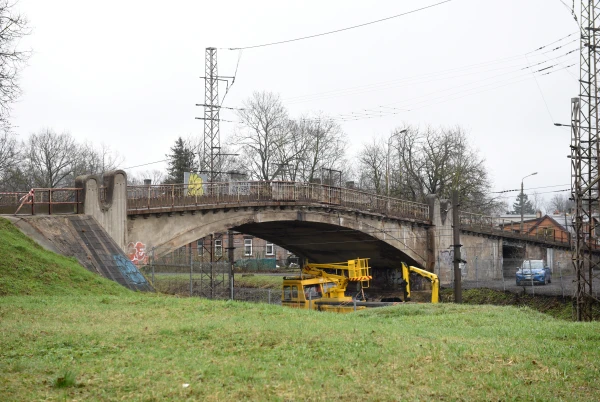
xmin=234 ymin=92 xmax=294 ymax=181
xmin=359 ymin=125 xmax=496 ymax=212
xmin=23 ymin=129 xmax=78 ymax=188
xmin=530 ymin=191 xmax=546 ymax=215
xmin=0 ymin=128 xmax=18 ymax=182
xmin=548 ymin=193 xmax=574 ymax=214
xmin=127 ymin=169 xmax=166 ymax=185
xmin=357 ymin=138 xmax=386 ymax=194
xmin=0 ymin=1 xmax=30 ymax=125
xmin=295 ymin=115 xmax=347 ymax=183
xmin=72 ymin=141 xmax=123 ymax=181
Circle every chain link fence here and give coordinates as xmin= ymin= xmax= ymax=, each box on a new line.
xmin=136 ymin=244 xmax=600 ymax=316
xmin=137 ymin=246 xmax=283 ymax=305
xmin=436 ymin=256 xmax=600 ymax=299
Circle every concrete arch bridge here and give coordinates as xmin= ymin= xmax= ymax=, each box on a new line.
xmin=75 ymin=171 xmax=589 ymax=287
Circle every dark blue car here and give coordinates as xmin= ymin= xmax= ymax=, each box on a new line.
xmin=516 ymin=260 xmax=552 ymax=286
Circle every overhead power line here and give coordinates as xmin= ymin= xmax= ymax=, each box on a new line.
xmin=122 ymin=159 xmax=169 ymax=170
xmin=225 ymin=0 xmax=453 ymax=50
xmin=283 ymin=33 xmax=579 ymax=108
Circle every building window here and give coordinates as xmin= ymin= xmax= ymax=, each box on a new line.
xmin=266 ymin=242 xmax=274 ymax=256
xmin=215 ymin=239 xmax=222 ymax=256
xmin=197 ymin=239 xmax=204 ymax=256
xmin=244 ymin=239 xmax=252 ymax=256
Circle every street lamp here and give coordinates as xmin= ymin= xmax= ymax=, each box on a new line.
xmin=520 ymin=172 xmax=538 ymax=233
xmin=386 ymin=129 xmax=408 ymax=196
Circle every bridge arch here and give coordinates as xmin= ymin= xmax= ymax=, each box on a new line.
xmin=127 ymin=205 xmax=431 ymax=269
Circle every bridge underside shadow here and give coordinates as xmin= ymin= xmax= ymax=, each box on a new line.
xmin=234 ymin=221 xmax=420 ymax=269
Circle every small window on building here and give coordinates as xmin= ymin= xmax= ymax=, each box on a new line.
xmin=215 ymin=239 xmax=222 ymax=256
xmin=197 ymin=239 xmax=204 ymax=256
xmin=244 ymin=239 xmax=252 ymax=256
xmin=266 ymin=242 xmax=274 ymax=255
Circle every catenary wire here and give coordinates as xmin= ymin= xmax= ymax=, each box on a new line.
xmin=224 ymin=1 xmax=453 ymax=50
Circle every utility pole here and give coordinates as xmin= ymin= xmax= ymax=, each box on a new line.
xmin=201 ymin=47 xmax=219 ymax=183
xmin=571 ymin=1 xmax=600 ymax=321
xmin=227 ymin=230 xmax=235 ymax=300
xmin=452 ymin=190 xmax=462 ymax=303
xmin=196 ymin=48 xmax=236 ymax=183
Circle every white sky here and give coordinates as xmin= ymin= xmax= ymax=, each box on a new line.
xmin=11 ymin=0 xmax=580 ymax=209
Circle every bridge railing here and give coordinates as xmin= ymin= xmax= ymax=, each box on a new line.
xmin=0 ymin=188 xmax=82 ymax=215
xmin=459 ymin=211 xmax=580 ymax=247
xmin=126 ymin=181 xmax=430 ymax=221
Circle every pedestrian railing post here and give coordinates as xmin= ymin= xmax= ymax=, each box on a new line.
xmin=151 ymin=247 xmax=155 ymax=285
xmin=475 ymin=256 xmax=478 ymax=288
xmin=558 ymin=261 xmax=564 ymax=298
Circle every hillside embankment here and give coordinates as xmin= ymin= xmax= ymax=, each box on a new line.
xmin=3 ymin=216 xmax=152 ymax=292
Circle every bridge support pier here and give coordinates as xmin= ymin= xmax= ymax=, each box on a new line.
xmin=75 ymin=170 xmax=128 ymax=250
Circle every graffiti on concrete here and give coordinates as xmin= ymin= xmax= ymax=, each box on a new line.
xmin=127 ymin=241 xmax=148 ymax=265
xmin=113 ymin=254 xmax=152 ymax=288
xmin=184 ymin=172 xmax=206 ymax=196
xmin=439 ymin=247 xmax=467 ymax=276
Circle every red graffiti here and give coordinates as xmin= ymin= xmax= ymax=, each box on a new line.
xmin=127 ymin=241 xmax=148 ymax=265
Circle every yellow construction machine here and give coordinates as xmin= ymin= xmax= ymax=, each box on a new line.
xmin=281 ymin=258 xmax=439 ymax=312
xmin=400 ymin=262 xmax=439 ymax=304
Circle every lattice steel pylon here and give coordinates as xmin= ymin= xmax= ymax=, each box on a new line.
xmin=202 ymin=47 xmax=220 ymax=183
xmin=571 ymin=0 xmax=600 ymax=321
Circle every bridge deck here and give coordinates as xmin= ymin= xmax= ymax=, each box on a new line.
xmin=125 ymin=181 xmax=431 ymax=222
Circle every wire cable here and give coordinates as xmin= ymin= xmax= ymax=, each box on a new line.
xmin=525 ymin=54 xmax=556 ymax=123
xmin=225 ymin=0 xmax=453 ymax=50
xmin=122 ymin=159 xmax=169 ymax=170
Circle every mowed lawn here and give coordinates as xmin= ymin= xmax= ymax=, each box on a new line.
xmin=1 ymin=295 xmax=599 ymax=401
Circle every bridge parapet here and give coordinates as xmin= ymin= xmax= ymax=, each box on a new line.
xmin=459 ymin=211 xmax=585 ymax=249
xmin=126 ymin=181 xmax=430 ymax=222
xmin=1 ymin=188 xmax=82 ymax=215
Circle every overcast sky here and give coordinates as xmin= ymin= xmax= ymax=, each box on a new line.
xmin=11 ymin=0 xmax=580 ymax=209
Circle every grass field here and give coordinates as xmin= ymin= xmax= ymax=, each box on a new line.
xmin=2 ymin=216 xmax=600 ymax=400
xmin=150 ymin=272 xmax=283 ymax=291
xmin=2 ymin=295 xmax=600 ymax=401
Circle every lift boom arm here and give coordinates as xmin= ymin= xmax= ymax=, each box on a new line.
xmin=401 ymin=262 xmax=439 ymax=303
xmin=302 ymin=258 xmax=371 ymax=299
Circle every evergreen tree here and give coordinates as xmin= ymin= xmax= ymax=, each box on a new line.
xmin=164 ymin=137 xmax=198 ymax=184
xmin=512 ymin=192 xmax=535 ymax=215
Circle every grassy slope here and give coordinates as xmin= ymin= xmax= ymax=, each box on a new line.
xmin=0 ymin=217 xmax=129 ymax=296
xmin=1 ymin=296 xmax=599 ymax=401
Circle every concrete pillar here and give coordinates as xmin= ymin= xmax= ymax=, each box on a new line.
xmin=75 ymin=170 xmax=128 ymax=249
xmin=426 ymin=195 xmax=453 ymax=276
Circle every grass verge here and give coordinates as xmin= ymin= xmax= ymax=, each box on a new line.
xmin=440 ymin=287 xmax=598 ymax=320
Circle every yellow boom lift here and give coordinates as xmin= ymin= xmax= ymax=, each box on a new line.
xmin=401 ymin=262 xmax=439 ymax=304
xmin=281 ymin=258 xmax=439 ymax=312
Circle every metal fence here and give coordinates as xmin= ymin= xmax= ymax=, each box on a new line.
xmin=138 ymin=246 xmax=283 ymax=305
xmin=126 ymin=181 xmax=430 ymax=221
xmin=459 ymin=211 xmax=577 ymax=248
xmin=435 ymin=256 xmax=600 ymax=299
xmin=0 ymin=188 xmax=82 ymax=215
